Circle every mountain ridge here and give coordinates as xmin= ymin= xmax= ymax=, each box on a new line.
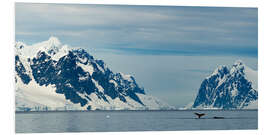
xmin=189 ymin=61 xmax=258 ymax=109
xmin=15 ymin=37 xmax=174 ymax=111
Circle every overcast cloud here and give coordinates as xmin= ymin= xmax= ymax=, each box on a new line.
xmin=15 ymin=3 xmax=258 ymax=107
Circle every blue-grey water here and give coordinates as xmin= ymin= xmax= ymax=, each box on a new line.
xmin=15 ymin=110 xmax=257 ymax=133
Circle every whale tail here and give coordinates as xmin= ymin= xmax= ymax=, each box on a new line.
xmin=194 ymin=113 xmax=205 ymax=119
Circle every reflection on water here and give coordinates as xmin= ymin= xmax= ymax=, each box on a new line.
xmin=16 ymin=110 xmax=258 ymax=133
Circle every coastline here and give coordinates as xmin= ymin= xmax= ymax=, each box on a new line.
xmin=15 ymin=109 xmax=258 ymax=113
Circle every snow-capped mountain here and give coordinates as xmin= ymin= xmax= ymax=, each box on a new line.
xmin=190 ymin=61 xmax=258 ymax=109
xmin=15 ymin=37 xmax=173 ymax=111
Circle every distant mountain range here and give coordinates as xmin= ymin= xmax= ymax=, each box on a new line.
xmin=15 ymin=37 xmax=173 ymax=111
xmin=15 ymin=37 xmax=258 ymax=111
xmin=187 ymin=61 xmax=258 ymax=109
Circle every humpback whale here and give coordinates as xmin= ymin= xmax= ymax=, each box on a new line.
xmin=194 ymin=113 xmax=205 ymax=119
xmin=213 ymin=116 xmax=224 ymax=119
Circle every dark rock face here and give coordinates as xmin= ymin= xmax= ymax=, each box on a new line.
xmin=16 ymin=48 xmax=146 ymax=107
xmin=192 ymin=63 xmax=258 ymax=109
xmin=15 ymin=55 xmax=31 ymax=84
xmin=31 ymin=51 xmax=57 ymax=86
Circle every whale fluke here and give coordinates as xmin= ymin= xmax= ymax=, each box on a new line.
xmin=194 ymin=112 xmax=205 ymax=119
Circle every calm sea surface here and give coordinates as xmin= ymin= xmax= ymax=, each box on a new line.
xmin=16 ymin=110 xmax=257 ymax=133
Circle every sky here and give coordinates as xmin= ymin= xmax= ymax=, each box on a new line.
xmin=15 ymin=3 xmax=258 ymax=108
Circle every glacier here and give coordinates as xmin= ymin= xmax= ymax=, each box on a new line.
xmin=15 ymin=37 xmax=174 ymax=111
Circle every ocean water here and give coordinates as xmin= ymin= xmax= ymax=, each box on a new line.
xmin=15 ymin=110 xmax=257 ymax=133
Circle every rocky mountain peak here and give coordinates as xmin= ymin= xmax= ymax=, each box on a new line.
xmin=15 ymin=37 xmax=173 ymax=111
xmin=191 ymin=61 xmax=258 ymax=109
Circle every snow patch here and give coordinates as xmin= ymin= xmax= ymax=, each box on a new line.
xmin=16 ymin=77 xmax=82 ymax=111
xmin=243 ymin=100 xmax=258 ymax=109
xmin=92 ymin=79 xmax=104 ymax=93
xmin=244 ymin=66 xmax=258 ymax=90
xmin=77 ymin=62 xmax=94 ymax=75
xmin=109 ymin=80 xmax=118 ymax=87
